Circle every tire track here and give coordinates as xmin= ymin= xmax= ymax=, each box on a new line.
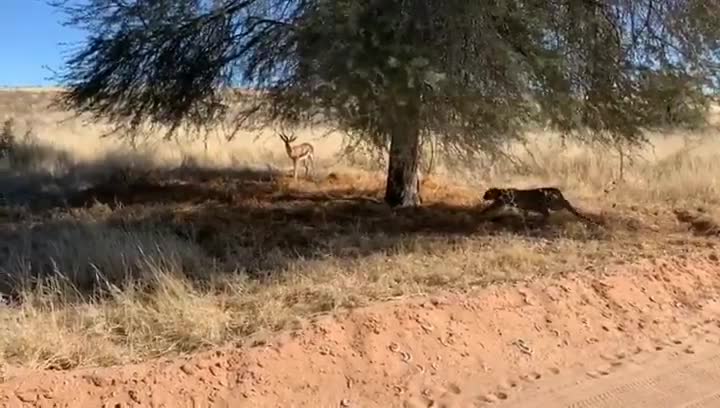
xmin=497 ymin=344 xmax=720 ymax=407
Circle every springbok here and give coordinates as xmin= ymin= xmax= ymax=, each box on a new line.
xmin=279 ymin=131 xmax=314 ymax=180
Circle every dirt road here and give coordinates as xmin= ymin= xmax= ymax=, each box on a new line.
xmin=495 ymin=335 xmax=720 ymax=407
xmin=1 ymin=255 xmax=719 ymax=407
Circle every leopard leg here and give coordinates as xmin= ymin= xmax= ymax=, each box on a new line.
xmin=477 ymin=200 xmax=505 ymax=218
xmin=538 ymin=206 xmax=552 ymax=225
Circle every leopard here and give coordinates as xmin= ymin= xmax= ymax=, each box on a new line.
xmin=479 ymin=187 xmax=596 ymax=224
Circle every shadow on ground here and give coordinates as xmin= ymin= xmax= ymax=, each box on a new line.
xmin=0 ymin=160 xmax=618 ymax=299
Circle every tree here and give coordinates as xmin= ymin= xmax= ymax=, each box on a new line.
xmin=50 ymin=0 xmax=720 ymax=207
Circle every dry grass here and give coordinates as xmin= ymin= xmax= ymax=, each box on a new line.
xmin=0 ymin=88 xmax=718 ymax=370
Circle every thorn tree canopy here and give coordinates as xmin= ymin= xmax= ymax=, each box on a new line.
xmin=50 ymin=0 xmax=720 ymax=207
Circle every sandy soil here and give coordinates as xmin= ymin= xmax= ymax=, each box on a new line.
xmin=1 ymin=254 xmax=720 ymax=407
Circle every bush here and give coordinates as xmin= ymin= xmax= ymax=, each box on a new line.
xmin=0 ymin=118 xmax=16 ymax=158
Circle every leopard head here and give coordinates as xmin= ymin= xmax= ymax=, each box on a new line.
xmin=483 ymin=188 xmax=503 ymax=201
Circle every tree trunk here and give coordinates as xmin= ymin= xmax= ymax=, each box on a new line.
xmin=384 ymin=107 xmax=422 ymax=207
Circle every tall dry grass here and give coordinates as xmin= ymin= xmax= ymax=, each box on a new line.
xmin=0 ymin=88 xmax=718 ymax=370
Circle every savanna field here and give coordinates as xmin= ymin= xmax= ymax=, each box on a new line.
xmin=1 ymin=88 xmax=720 ymax=406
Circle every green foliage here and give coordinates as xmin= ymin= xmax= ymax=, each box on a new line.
xmin=51 ymin=0 xmax=720 ymax=154
xmin=636 ymin=71 xmax=710 ymax=130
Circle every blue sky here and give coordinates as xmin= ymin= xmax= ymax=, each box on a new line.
xmin=0 ymin=0 xmax=85 ymax=87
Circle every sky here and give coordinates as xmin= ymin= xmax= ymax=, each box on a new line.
xmin=0 ymin=0 xmax=85 ymax=87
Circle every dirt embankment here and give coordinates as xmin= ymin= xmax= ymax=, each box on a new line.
xmin=1 ymin=254 xmax=720 ymax=407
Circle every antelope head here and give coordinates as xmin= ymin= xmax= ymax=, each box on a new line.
xmin=278 ymin=131 xmax=298 ymax=155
